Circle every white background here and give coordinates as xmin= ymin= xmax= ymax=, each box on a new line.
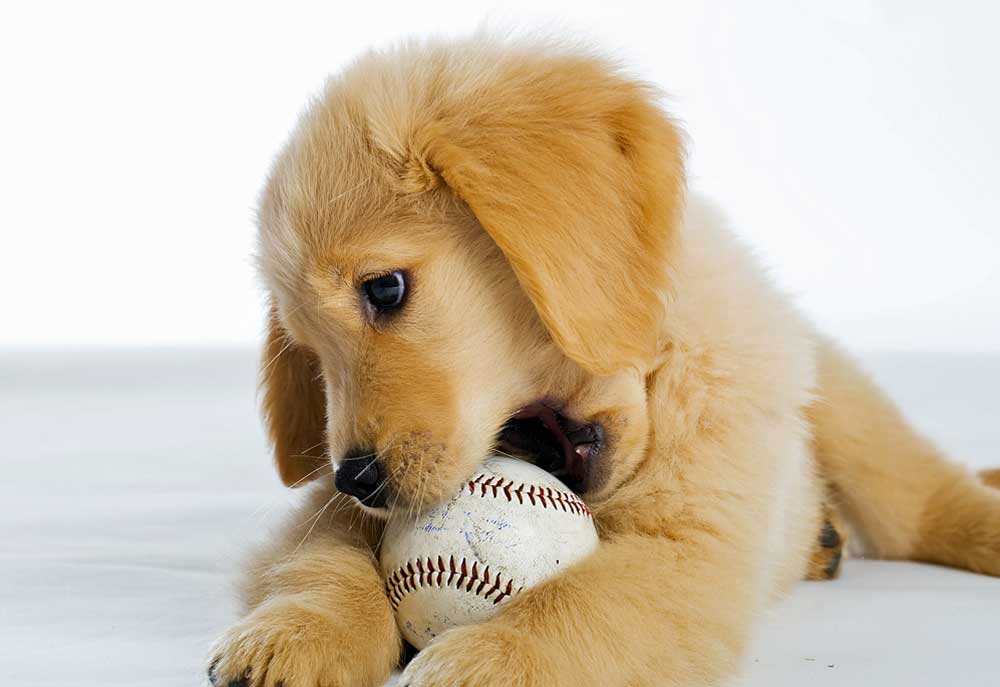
xmin=1 ymin=0 xmax=998 ymax=351
xmin=2 ymin=6 xmax=999 ymax=685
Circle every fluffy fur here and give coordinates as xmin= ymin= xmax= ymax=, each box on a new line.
xmin=209 ymin=36 xmax=1000 ymax=687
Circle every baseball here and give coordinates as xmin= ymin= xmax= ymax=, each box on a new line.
xmin=379 ymin=455 xmax=599 ymax=649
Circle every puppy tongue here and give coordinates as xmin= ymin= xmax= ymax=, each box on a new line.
xmin=505 ymin=403 xmax=601 ymax=492
xmin=512 ymin=404 xmax=593 ymax=490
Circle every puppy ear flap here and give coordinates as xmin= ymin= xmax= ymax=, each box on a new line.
xmin=260 ymin=304 xmax=328 ymax=487
xmin=416 ymin=59 xmax=685 ymax=375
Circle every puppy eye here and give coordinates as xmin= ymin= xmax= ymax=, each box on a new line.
xmin=362 ymin=270 xmax=407 ymax=312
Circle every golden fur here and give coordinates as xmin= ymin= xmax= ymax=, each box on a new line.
xmin=209 ymin=36 xmax=1000 ymax=687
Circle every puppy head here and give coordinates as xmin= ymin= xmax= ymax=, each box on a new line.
xmin=257 ymin=38 xmax=685 ymax=514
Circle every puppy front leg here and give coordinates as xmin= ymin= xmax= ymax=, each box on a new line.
xmin=210 ymin=485 xmax=401 ymax=687
xmin=402 ymin=532 xmax=759 ymax=687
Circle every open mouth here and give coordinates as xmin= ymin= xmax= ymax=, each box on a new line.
xmin=497 ymin=402 xmax=603 ymax=494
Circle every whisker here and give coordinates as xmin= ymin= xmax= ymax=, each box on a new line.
xmin=369 ymin=462 xmax=411 ymax=551
xmin=260 ymin=336 xmax=296 ymax=376
xmin=351 ymin=456 xmax=405 ymax=536
xmin=410 ymin=450 xmax=427 ymax=528
xmin=491 ymin=448 xmax=524 ymax=461
xmin=347 ymin=457 xmax=407 ymax=533
xmin=293 ymin=491 xmax=337 ymax=531
xmin=326 ymin=491 xmax=359 ymax=520
xmin=283 ymin=460 xmax=332 ymax=488
xmin=293 ymin=491 xmax=342 ymax=553
xmin=291 ymin=439 xmax=327 ymax=458
xmin=338 ymin=452 xmax=379 ymax=462
xmin=258 ymin=302 xmax=309 ymax=375
xmin=231 ymin=439 xmax=331 ymax=537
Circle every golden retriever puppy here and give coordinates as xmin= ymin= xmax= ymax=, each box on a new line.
xmin=209 ymin=36 xmax=1000 ymax=687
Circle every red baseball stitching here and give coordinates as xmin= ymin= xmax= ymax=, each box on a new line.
xmin=465 ymin=474 xmax=592 ymax=517
xmin=385 ymin=473 xmax=590 ymax=608
xmin=385 ymin=554 xmax=520 ymax=610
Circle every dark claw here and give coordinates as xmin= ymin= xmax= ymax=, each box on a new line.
xmin=206 ymin=657 xmax=250 ymax=687
xmin=823 ymin=549 xmax=843 ymax=579
xmin=230 ymin=667 xmax=253 ymax=687
xmin=819 ymin=520 xmax=841 ymax=549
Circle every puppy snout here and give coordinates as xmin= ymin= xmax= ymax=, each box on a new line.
xmin=335 ymin=451 xmax=388 ymax=507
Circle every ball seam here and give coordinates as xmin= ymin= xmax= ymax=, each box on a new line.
xmin=466 ymin=474 xmax=592 ymax=516
xmin=385 ymin=554 xmax=520 ymax=610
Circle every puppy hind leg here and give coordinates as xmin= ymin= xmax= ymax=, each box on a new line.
xmin=809 ymin=339 xmax=1000 ymax=577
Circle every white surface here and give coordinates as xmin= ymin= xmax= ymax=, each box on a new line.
xmin=380 ymin=456 xmax=599 ymax=649
xmin=3 ymin=2 xmax=1000 ymax=351
xmin=1 ymin=348 xmax=998 ymax=686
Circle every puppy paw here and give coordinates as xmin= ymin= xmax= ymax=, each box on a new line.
xmin=920 ymin=475 xmax=1000 ymax=577
xmin=400 ymin=623 xmax=549 ymax=687
xmin=805 ymin=517 xmax=845 ymax=581
xmin=209 ymin=596 xmax=399 ymax=687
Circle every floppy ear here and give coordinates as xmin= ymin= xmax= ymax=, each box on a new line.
xmin=260 ymin=305 xmax=328 ymax=487
xmin=413 ymin=55 xmax=685 ymax=375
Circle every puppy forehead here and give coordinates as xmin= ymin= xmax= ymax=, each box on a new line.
xmin=257 ymin=45 xmax=492 ymax=325
xmin=258 ymin=159 xmax=445 ymax=297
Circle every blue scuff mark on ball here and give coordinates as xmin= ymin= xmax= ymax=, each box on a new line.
xmin=486 ymin=516 xmax=511 ymax=530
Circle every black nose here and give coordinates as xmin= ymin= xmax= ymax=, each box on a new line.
xmin=335 ymin=453 xmax=388 ymax=507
